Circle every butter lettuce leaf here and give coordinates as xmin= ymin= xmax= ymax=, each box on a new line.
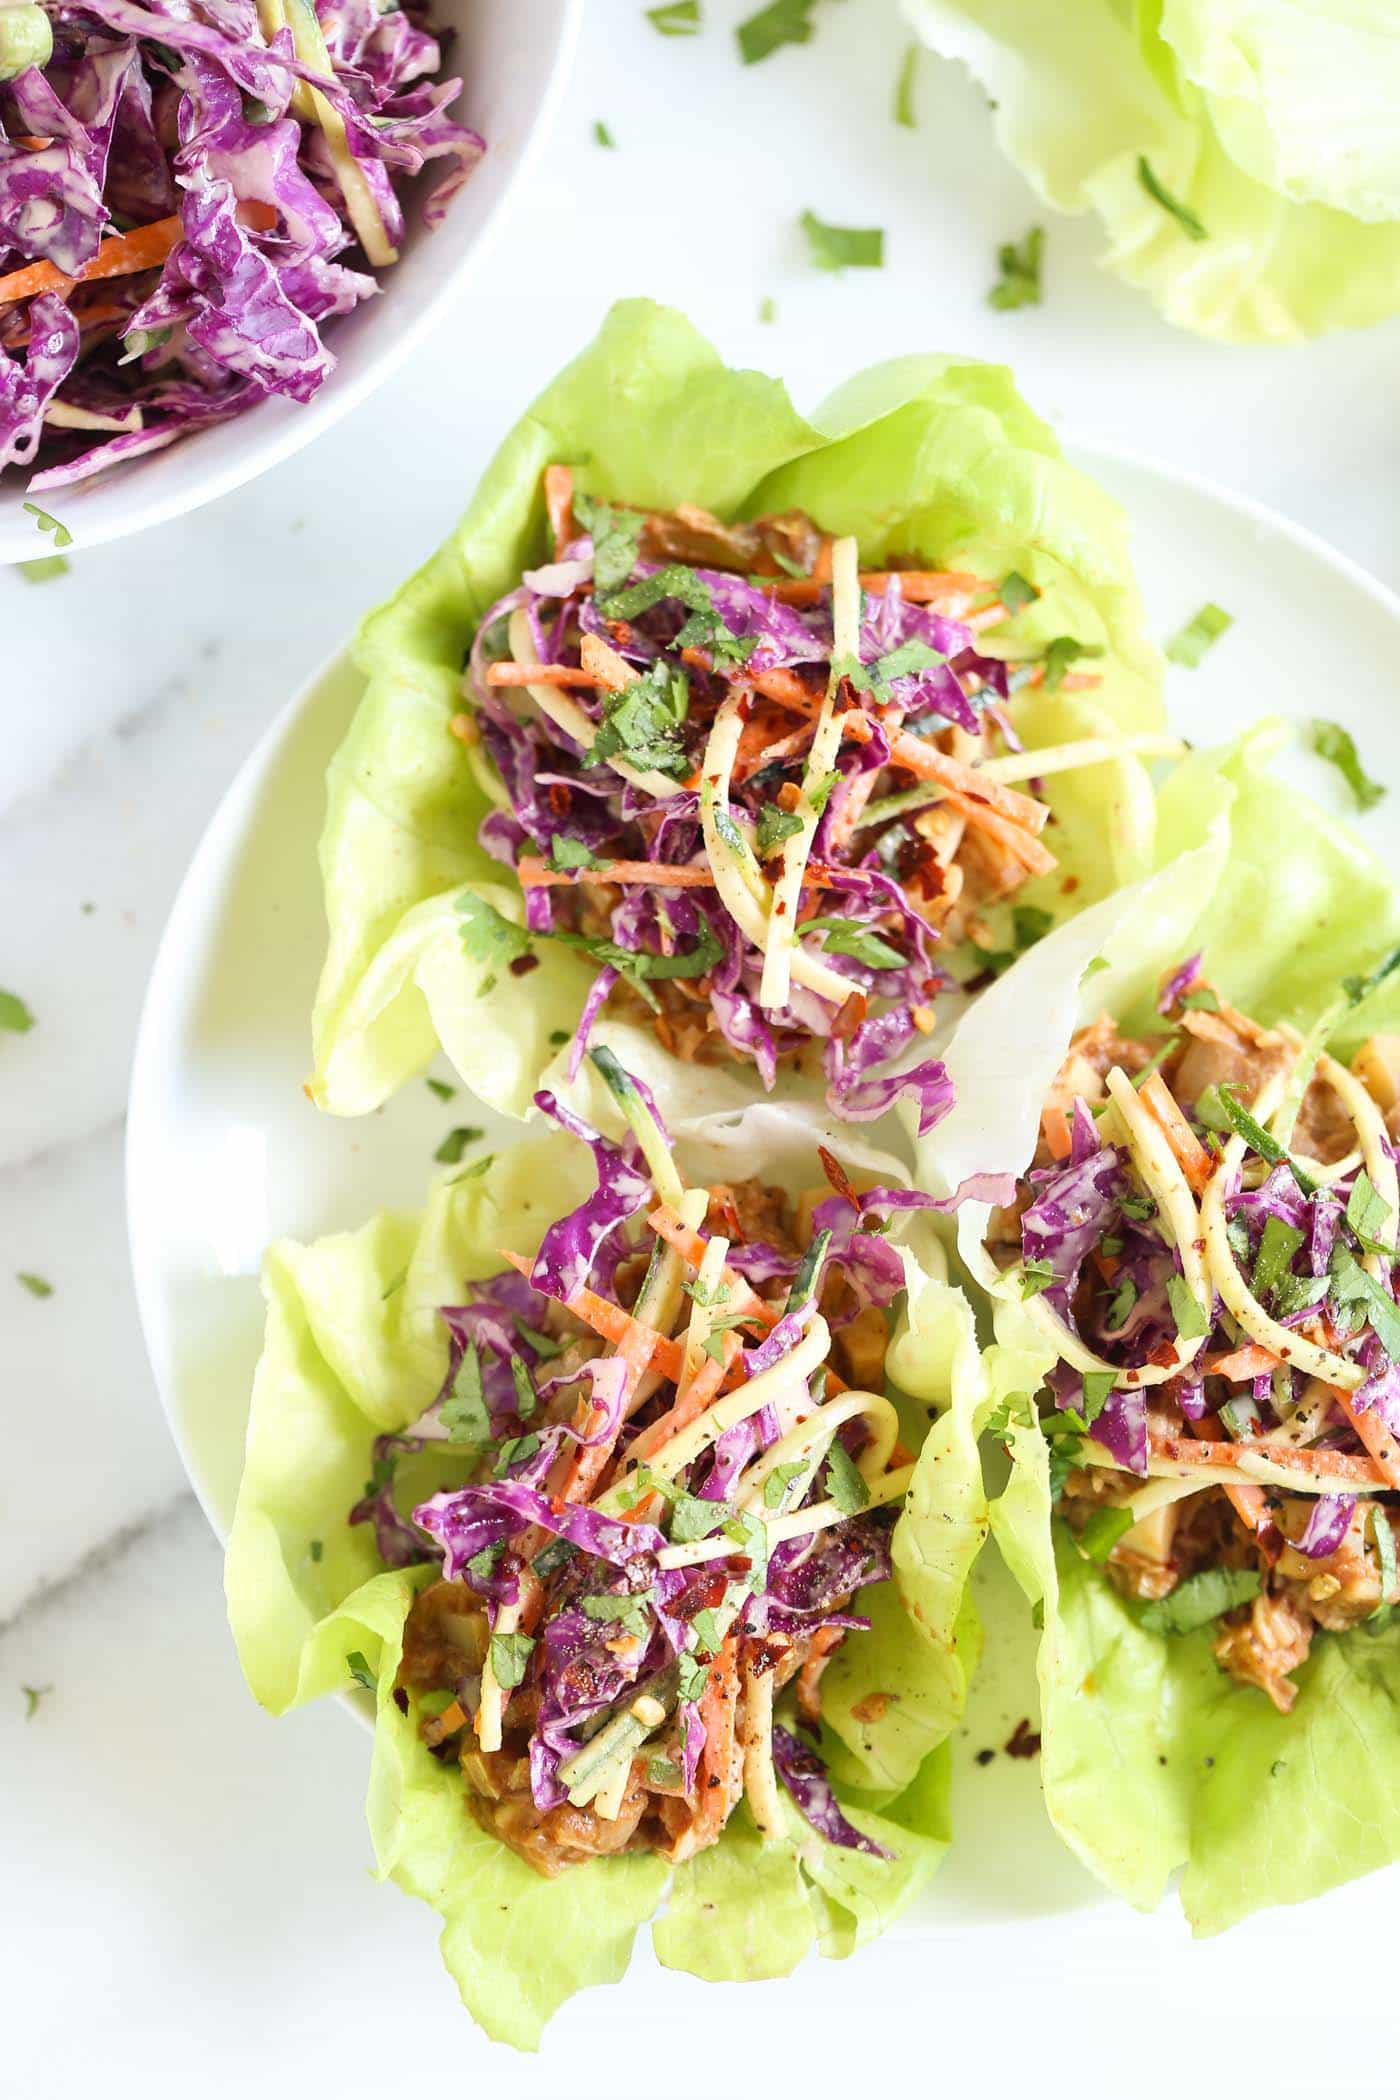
xmin=311 ymin=303 xmax=1162 ymax=1117
xmin=904 ymin=0 xmax=1400 ymax=341
xmin=226 ymin=1118 xmax=972 ymax=2043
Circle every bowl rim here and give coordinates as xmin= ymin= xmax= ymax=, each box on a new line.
xmin=0 ymin=0 xmax=584 ymax=565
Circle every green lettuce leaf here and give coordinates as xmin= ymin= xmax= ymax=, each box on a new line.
xmin=914 ymin=721 xmax=1400 ymax=1928
xmin=226 ymin=1116 xmax=976 ymax=2042
xmin=905 ymin=0 xmax=1400 ymax=341
xmin=311 ymin=303 xmax=1162 ymax=1117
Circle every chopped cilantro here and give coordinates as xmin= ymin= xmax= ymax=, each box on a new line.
xmin=586 ymin=659 xmax=691 ymax=778
xmin=1308 ymin=718 xmax=1386 ymax=813
xmin=1166 ymin=1272 xmax=1208 ymax=1340
xmin=457 ymin=891 xmax=531 ymax=971
xmin=759 ymin=294 xmax=776 ymax=324
xmin=677 ymin=1651 xmax=709 ymax=1701
xmin=737 ymin=0 xmax=823 ymax=63
xmin=1251 ymin=1216 xmax=1304 ymax=1303
xmin=669 ymin=1490 xmax=726 ymax=1543
xmin=824 ymin=1440 xmax=870 ymax=1516
xmin=1105 ymin=1275 xmax=1138 ymax=1331
xmin=648 ymin=1753 xmax=683 ymax=1788
xmin=868 ymin=637 xmax=948 ymax=685
xmin=1139 ymin=1567 xmax=1260 ymax=1636
xmin=723 ymin=1507 xmax=770 ymax=1591
xmin=489 ymin=1631 xmax=535 ymax=1689
xmin=893 ymin=39 xmax=918 ymax=126
xmin=803 ymin=916 xmax=905 ymax=971
xmin=1329 ymin=1247 xmax=1400 ymax=1361
xmin=434 ymin=1124 xmax=484 ymax=1165
xmin=425 ymin=1076 xmax=456 ymax=1101
xmin=1165 ymin=603 xmax=1232 ymax=669
xmin=581 ymin=1590 xmax=654 ymax=1639
xmin=808 ymin=772 xmax=837 ymax=816
xmin=1078 ymin=1505 xmax=1134 ymax=1564
xmin=1041 ymin=635 xmax=1105 ymax=692
xmin=16 ymin=1272 xmax=52 ymax=1298
xmin=532 ymin=1537 xmax=576 ymax=1580
xmin=510 ymin=1357 xmax=537 ymax=1420
xmin=22 ymin=1683 xmax=51 ymax=1720
xmin=548 ymin=1028 xmax=570 ymax=1047
xmin=984 ymin=1391 xmax=1033 ymax=1442
xmin=441 ymin=1342 xmax=491 ymax=1445
xmin=19 ymin=556 xmax=67 ymax=583
xmin=690 ymin=1607 xmax=727 ymax=1654
xmin=1011 ymin=904 xmax=1054 ymax=950
xmin=988 ymin=225 xmax=1043 ymax=310
xmin=1080 ymin=1371 xmax=1114 ymax=1424
xmin=599 ymin=561 xmax=712 ymax=623
xmin=799 ymin=209 xmax=884 ymax=272
xmin=755 ymin=804 xmax=805 ymax=857
xmin=494 ymin=1432 xmax=541 ymax=1477
xmin=1137 ymin=155 xmax=1208 ymax=241
xmin=573 ymin=492 xmax=644 ymax=597
xmin=1347 ymin=1170 xmax=1393 ymax=1256
xmin=1020 ymin=1258 xmax=1056 ymax=1298
xmin=1181 ymin=986 xmax=1221 ymax=1012
xmin=547 ymin=835 xmax=599 ymax=873
xmin=0 ymin=989 xmax=35 ymax=1033
xmin=646 ymin=0 xmax=699 ymax=31
xmin=1000 ymin=571 xmax=1038 ymax=614
xmin=309 ymin=1538 xmax=323 ymax=1563
xmin=346 ymin=1650 xmax=376 ymax=1692
xmin=593 ymin=118 xmax=616 ymax=148
xmin=763 ymin=1459 xmax=808 ymax=1509
xmin=22 ymin=501 xmax=72 ymax=549
xmin=467 ymin=1541 xmax=505 ymax=1586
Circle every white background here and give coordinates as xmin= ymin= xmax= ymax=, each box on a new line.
xmin=5 ymin=2 xmax=1400 ymax=2093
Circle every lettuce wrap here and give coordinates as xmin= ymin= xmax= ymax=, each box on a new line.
xmin=906 ymin=719 xmax=1400 ymax=1931
xmin=226 ymin=1098 xmax=1001 ymax=2047
xmin=907 ymin=0 xmax=1400 ymax=343
xmin=308 ymin=300 xmax=1163 ymax=1122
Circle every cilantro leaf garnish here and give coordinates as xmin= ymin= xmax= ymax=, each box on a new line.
xmin=510 ymin=1357 xmax=537 ymax=1420
xmin=440 ymin=1342 xmax=491 ymax=1445
xmin=1136 ymin=155 xmax=1208 ymax=241
xmin=598 ymin=561 xmax=712 ymax=623
xmin=581 ymin=1590 xmax=654 ymax=1639
xmin=803 ymin=916 xmax=905 ymax=971
xmin=737 ymin=0 xmax=824 ymax=63
xmin=755 ymin=804 xmax=805 ymax=856
xmin=467 ymin=1541 xmax=505 ymax=1586
xmin=1347 ymin=1170 xmax=1393 ymax=1256
xmin=648 ymin=1753 xmax=682 ymax=1788
xmin=1308 ymin=718 xmax=1386 ymax=813
xmin=1166 ymin=1272 xmax=1208 ymax=1340
xmin=763 ymin=1459 xmax=808 ymax=1509
xmin=824 ymin=1440 xmax=870 ymax=1516
xmin=0 ymin=989 xmax=35 ymax=1033
xmin=593 ymin=119 xmax=616 ymax=148
xmin=457 ymin=891 xmax=531 ymax=971
xmin=1079 ymin=1371 xmax=1114 ymax=1424
xmin=434 ymin=1124 xmax=483 ymax=1165
xmin=690 ymin=1607 xmax=727 ymax=1654
xmin=425 ymin=1077 xmax=456 ymax=1102
xmin=1078 ymin=1505 xmax=1134 ymax=1564
xmin=489 ymin=1632 xmax=536 ymax=1689
xmin=494 ymin=1432 xmax=541 ymax=1477
xmin=893 ymin=40 xmax=918 ymax=126
xmin=16 ymin=1271 xmax=52 ymax=1298
xmin=800 ymin=209 xmax=885 ymax=272
xmin=1105 ymin=1275 xmax=1138 ymax=1331
xmin=988 ymin=225 xmax=1043 ymax=310
xmin=1139 ymin=1567 xmax=1260 ymax=1636
xmin=573 ymin=491 xmax=644 ymax=597
xmin=586 ymin=659 xmax=691 ymax=778
xmin=677 ymin=1651 xmax=709 ymax=1701
xmin=1329 ymin=1247 xmax=1400 ymax=1361
xmin=1000 ymin=571 xmax=1038 ymax=614
xmin=669 ymin=1490 xmax=726 ymax=1544
xmin=1021 ymin=1258 xmax=1057 ymax=1299
xmin=548 ymin=835 xmax=599 ymax=873
xmin=22 ymin=501 xmax=72 ymax=550
xmin=1165 ymin=603 xmax=1232 ymax=669
xmin=1041 ymin=635 xmax=1105 ymax=692
xmin=346 ymin=1650 xmax=377 ymax=1692
xmin=646 ymin=1 xmax=700 ymax=32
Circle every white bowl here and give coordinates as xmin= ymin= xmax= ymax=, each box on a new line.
xmin=0 ymin=0 xmax=581 ymax=564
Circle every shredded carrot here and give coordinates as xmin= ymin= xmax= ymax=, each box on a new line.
xmin=499 ymin=1250 xmax=684 ymax=1383
xmin=1155 ymin=1430 xmax=1388 ymax=1488
xmin=544 ymin=464 xmax=574 ymax=560
xmin=1184 ymin=1419 xmax=1270 ymax=1533
xmin=938 ymin=787 xmax=1057 ymax=878
xmin=555 ymin=1317 xmax=656 ymax=1504
xmin=1203 ymin=1342 xmax=1280 ymax=1383
xmin=691 ymin=1637 xmax=740 ymax=1843
xmin=1135 ymin=1071 xmax=1215 ymax=1195
xmin=0 ymin=203 xmax=276 ymax=309
xmin=485 ymin=661 xmax=603 ymax=690
xmin=1042 ymin=1104 xmax=1072 ymax=1162
xmin=645 ymin=1206 xmax=780 ymax=1330
xmin=516 ymin=856 xmax=718 ymax=890
xmin=765 ymin=569 xmax=984 ymax=608
xmin=1330 ymin=1388 xmax=1400 ymax=1490
xmin=630 ymin=1349 xmax=731 ymax=1464
xmin=878 ymin=725 xmax=1049 ymax=835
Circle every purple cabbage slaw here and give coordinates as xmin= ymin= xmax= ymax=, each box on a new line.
xmin=1003 ymin=977 xmax=1400 ymax=1604
xmin=464 ymin=481 xmax=1071 ymax=1132
xmin=0 ymin=0 xmax=481 ymax=492
xmin=350 ymin=1084 xmax=924 ymax=1861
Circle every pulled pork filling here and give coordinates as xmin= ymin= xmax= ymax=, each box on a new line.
xmin=350 ymin=1073 xmax=920 ymax=1880
xmin=995 ymin=961 xmax=1400 ymax=1713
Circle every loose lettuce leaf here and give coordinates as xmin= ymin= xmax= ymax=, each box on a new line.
xmin=311 ymin=304 xmax=1162 ymax=1117
xmin=905 ymin=0 xmax=1400 ymax=341
xmin=225 ymin=1118 xmax=970 ymax=2042
xmin=918 ymin=721 xmax=1400 ymax=1928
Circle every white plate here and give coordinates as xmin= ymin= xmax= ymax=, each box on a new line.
xmin=126 ymin=442 xmax=1400 ymax=1925
xmin=0 ymin=0 xmax=582 ymax=563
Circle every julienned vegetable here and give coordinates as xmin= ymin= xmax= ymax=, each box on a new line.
xmin=0 ymin=0 xmax=481 ymax=492
xmin=904 ymin=0 xmax=1400 ymax=342
xmin=905 ymin=722 xmax=1400 ymax=1933
xmin=988 ymin=965 xmax=1400 ymax=1714
xmin=227 ymin=1082 xmax=995 ymax=2044
xmin=309 ymin=302 xmax=1166 ymax=1123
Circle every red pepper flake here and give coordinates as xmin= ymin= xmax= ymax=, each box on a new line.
xmin=818 ymin=1144 xmax=862 ymax=1214
xmin=509 ymin=953 xmax=540 ymax=977
xmin=1005 ymin=1718 xmax=1041 ymax=1759
xmin=1061 ymin=874 xmax=1080 ymax=895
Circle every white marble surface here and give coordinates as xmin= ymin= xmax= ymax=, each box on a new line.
xmin=6 ymin=2 xmax=1400 ymax=2091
